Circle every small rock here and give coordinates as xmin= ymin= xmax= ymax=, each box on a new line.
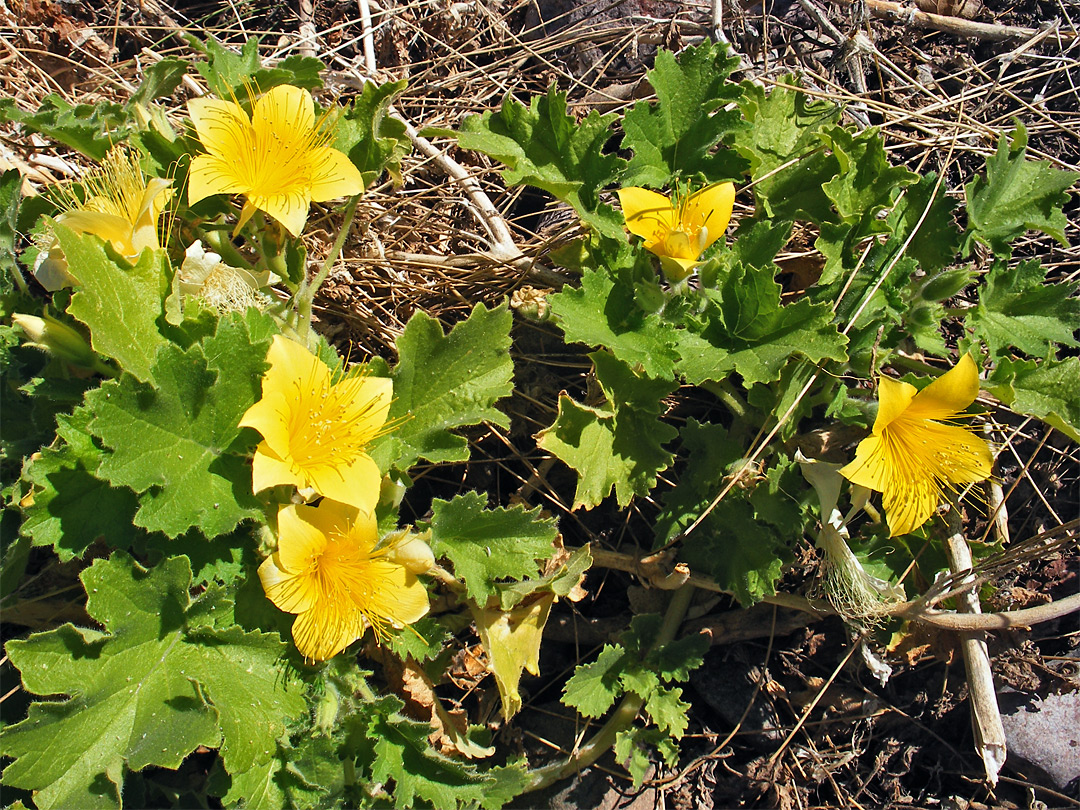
xmin=999 ymin=689 xmax=1080 ymax=791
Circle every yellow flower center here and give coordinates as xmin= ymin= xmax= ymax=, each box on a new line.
xmin=288 ymin=370 xmax=387 ymax=472
xmin=304 ymin=533 xmax=391 ymax=635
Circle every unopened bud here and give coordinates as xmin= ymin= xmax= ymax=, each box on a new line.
xmin=385 ymin=529 xmax=435 ymax=574
xmin=12 ymin=313 xmax=96 ymax=368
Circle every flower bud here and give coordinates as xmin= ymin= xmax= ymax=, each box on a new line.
xmin=12 ymin=312 xmax=96 ymax=368
xmin=385 ymin=529 xmax=435 ymax=574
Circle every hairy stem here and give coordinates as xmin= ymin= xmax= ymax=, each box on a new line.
xmin=521 ymin=583 xmax=696 ymax=794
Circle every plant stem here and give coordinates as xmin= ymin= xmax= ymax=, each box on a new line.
xmin=199 ymin=226 xmax=254 ymax=271
xmin=296 ymin=195 xmax=361 ymax=344
xmin=521 ymin=582 xmax=696 ymax=794
xmin=701 ymin=378 xmax=749 ymax=422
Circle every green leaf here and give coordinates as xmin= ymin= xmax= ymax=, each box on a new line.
xmin=819 ymin=126 xmax=918 ymax=222
xmin=561 ymin=644 xmax=627 ymax=718
xmin=0 ymin=96 xmax=128 ymax=160
xmin=370 ymin=303 xmax=514 ymax=473
xmin=644 ymin=685 xmax=690 ymax=737
xmin=451 ymin=87 xmax=625 ymax=237
xmin=679 ymin=496 xmax=791 ymax=604
xmin=886 ymin=171 xmax=961 ymax=272
xmin=428 ymin=492 xmax=557 ymax=605
xmin=537 ymin=352 xmax=677 ymax=510
xmin=733 ymin=76 xmax=841 ymax=223
xmin=19 ymin=407 xmax=145 ymax=560
xmin=60 ymin=226 xmax=170 ymax=384
xmin=620 ymin=41 xmax=748 ymax=187
xmin=676 ymin=263 xmax=847 ymax=386
xmin=189 ymin=36 xmax=325 ymax=99
xmin=649 ymin=632 xmax=709 ymax=684
xmin=963 ymin=122 xmax=1079 ymax=255
xmin=0 ymin=169 xmax=21 ymax=285
xmin=86 ymin=312 xmax=272 ymax=538
xmin=337 ymin=79 xmax=410 ymax=187
xmin=128 ymin=58 xmax=188 ymax=107
xmin=2 ymin=552 xmax=306 ymax=810
xmin=550 ymin=267 xmax=681 ymax=379
xmin=614 ymin=727 xmax=678 ymax=789
xmin=368 ymin=706 xmax=490 ymax=809
xmin=496 ymin=543 xmax=592 ymax=611
xmin=987 ymin=356 xmax=1080 ymax=442
xmin=385 ymin=616 xmax=453 ymax=663
xmin=654 ymin=419 xmax=744 ymax=545
xmin=967 ymin=258 xmax=1080 ymax=359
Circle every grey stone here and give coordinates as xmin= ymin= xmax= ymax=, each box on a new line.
xmin=999 ymin=689 xmax=1080 ymax=791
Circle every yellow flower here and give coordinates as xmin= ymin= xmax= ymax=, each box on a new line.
xmin=239 ymin=335 xmax=392 ymax=512
xmin=616 ymin=183 xmax=736 ymax=282
xmin=839 ymin=354 xmax=994 ymax=537
xmin=34 ymin=146 xmax=173 ymax=290
xmin=260 ymin=500 xmax=430 ymax=661
xmin=187 ymin=84 xmax=364 ymax=236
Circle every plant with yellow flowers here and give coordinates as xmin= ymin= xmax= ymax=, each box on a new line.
xmin=4 ymin=33 xmax=1079 ymax=810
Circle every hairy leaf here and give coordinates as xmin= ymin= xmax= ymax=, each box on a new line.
xmin=2 ymin=553 xmax=305 ymax=810
xmin=967 ymin=258 xmax=1080 ymax=358
xmin=537 ymin=352 xmax=677 ymax=510
xmin=370 ymin=303 xmax=514 ymax=473
xmin=987 ymin=356 xmax=1080 ymax=442
xmin=19 ymin=407 xmax=144 ymax=560
xmin=820 ymin=126 xmax=918 ymax=222
xmin=428 ymin=492 xmax=556 ymax=605
xmin=550 ymin=268 xmax=681 ymax=379
xmin=621 ymin=40 xmax=748 ymax=187
xmin=733 ymin=77 xmax=840 ymax=223
xmin=677 ymin=263 xmax=847 ymax=386
xmin=963 ymin=123 xmax=1078 ymax=255
xmin=452 ymin=88 xmax=624 ymax=237
xmin=561 ymin=644 xmax=627 ymax=718
xmin=336 ymin=79 xmax=410 ymax=187
xmin=86 ymin=312 xmax=272 ymax=538
xmin=61 ymin=225 xmax=170 ymax=384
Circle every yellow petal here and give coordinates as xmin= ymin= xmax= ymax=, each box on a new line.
xmin=291 ymin=605 xmax=364 ymax=661
xmin=188 ymin=97 xmax=251 ymax=159
xmin=129 ymin=178 xmax=173 ymax=254
xmin=906 ymin=353 xmax=980 ymax=422
xmin=294 ymin=498 xmax=363 ymax=544
xmin=250 ymin=442 xmax=305 ymax=494
xmin=838 ymin=434 xmax=888 ymax=491
xmin=276 ymin=503 xmax=330 ymax=572
xmin=881 ymin=476 xmax=939 ymax=537
xmin=682 ymin=182 xmax=735 ymax=252
xmin=57 ymin=210 xmax=136 ymax=256
xmin=252 ymin=85 xmax=316 ymax=139
xmin=259 ymin=554 xmax=319 ymax=614
xmin=188 ymin=154 xmax=248 ymax=205
xmin=361 ymin=561 xmax=431 ymax=626
xmin=658 ymin=255 xmax=699 ymax=283
xmin=872 ymin=375 xmax=918 ymax=435
xmin=249 ymin=188 xmax=310 ymax=236
xmin=307 ymin=453 xmax=382 ymax=514
xmin=307 ymin=146 xmax=365 ymax=202
xmin=338 ymin=375 xmax=393 ymax=436
xmin=617 ymin=187 xmax=677 ymax=243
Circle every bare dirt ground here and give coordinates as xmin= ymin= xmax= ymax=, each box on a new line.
xmin=1 ymin=0 xmax=1077 ymax=807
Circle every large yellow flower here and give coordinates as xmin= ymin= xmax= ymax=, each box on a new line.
xmin=187 ymin=84 xmax=364 ymax=236
xmin=616 ymin=183 xmax=735 ymax=282
xmin=240 ymin=335 xmax=392 ymax=512
xmin=260 ymin=500 xmax=430 ymax=661
xmin=34 ymin=146 xmax=173 ymax=290
xmin=840 ymin=354 xmax=994 ymax=537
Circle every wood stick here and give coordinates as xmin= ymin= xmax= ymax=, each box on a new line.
xmin=831 ymin=0 xmax=1076 ymax=42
